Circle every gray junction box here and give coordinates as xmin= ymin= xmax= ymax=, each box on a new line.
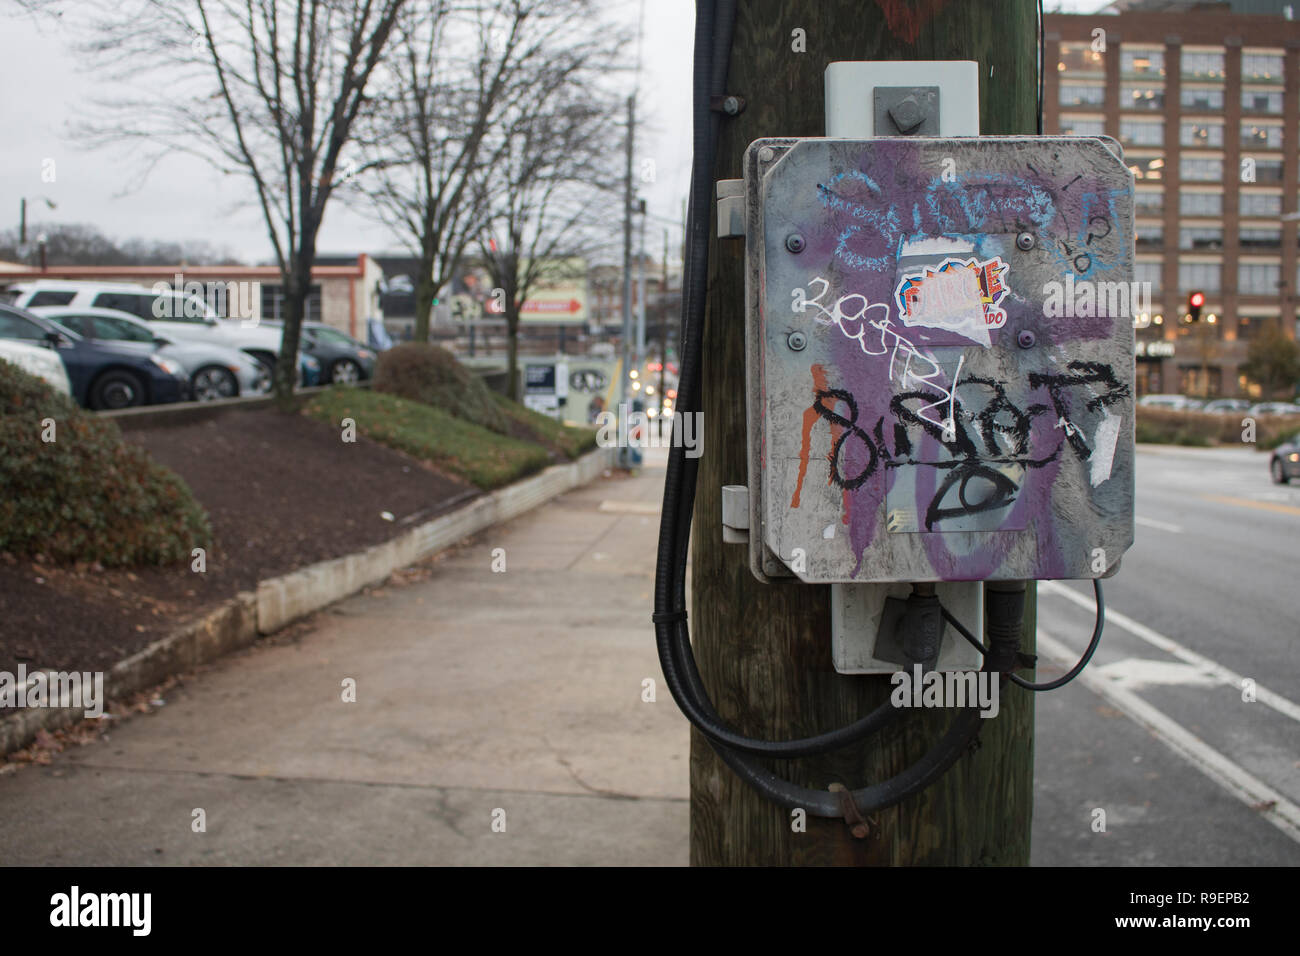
xmin=738 ymin=136 xmax=1138 ymax=587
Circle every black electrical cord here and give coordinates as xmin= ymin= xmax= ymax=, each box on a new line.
xmin=943 ymin=579 xmax=1105 ymax=691
xmin=1036 ymin=0 xmax=1045 ymax=135
xmin=650 ymin=0 xmax=986 ymax=815
xmin=653 ymin=0 xmax=910 ymax=761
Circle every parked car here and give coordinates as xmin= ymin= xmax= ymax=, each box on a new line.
xmin=30 ymin=306 xmax=270 ymax=401
xmin=1138 ymin=393 xmax=1196 ymax=411
xmin=294 ymin=321 xmax=377 ymax=384
xmin=1200 ymin=399 xmax=1251 ymax=415
xmin=3 ymin=279 xmax=287 ymax=375
xmin=0 ymin=303 xmax=188 ymax=409
xmin=0 ymin=337 xmax=73 ymax=396
xmin=1248 ymin=402 xmax=1300 ymax=417
xmin=1270 ymin=433 xmax=1300 ymax=484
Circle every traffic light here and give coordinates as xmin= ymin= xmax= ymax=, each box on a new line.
xmin=1188 ymin=290 xmax=1205 ymax=322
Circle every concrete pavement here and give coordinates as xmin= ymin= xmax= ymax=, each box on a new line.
xmin=2 ymin=444 xmax=1296 ymax=865
xmin=0 ymin=449 xmax=689 ymax=865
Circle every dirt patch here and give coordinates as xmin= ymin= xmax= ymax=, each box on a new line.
xmin=0 ymin=408 xmax=478 ymax=675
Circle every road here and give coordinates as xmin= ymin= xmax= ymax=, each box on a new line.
xmin=1030 ymin=443 xmax=1300 ymax=864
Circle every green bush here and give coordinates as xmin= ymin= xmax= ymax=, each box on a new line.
xmin=373 ymin=343 xmax=507 ymax=434
xmin=488 ymin=392 xmax=598 ymax=460
xmin=0 ymin=362 xmax=211 ymax=565
xmin=1136 ymin=406 xmax=1298 ymax=449
xmin=303 ymin=387 xmax=550 ymax=490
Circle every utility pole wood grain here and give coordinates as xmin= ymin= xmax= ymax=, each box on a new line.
xmin=690 ymin=0 xmax=1040 ymax=867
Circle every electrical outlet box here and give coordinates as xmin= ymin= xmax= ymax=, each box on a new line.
xmin=740 ymin=136 xmax=1137 ymax=586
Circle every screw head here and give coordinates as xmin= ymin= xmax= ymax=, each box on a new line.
xmin=785 ymin=233 xmax=805 ymax=253
xmin=888 ymin=97 xmax=924 ymax=134
xmin=1016 ymin=232 xmax=1036 ymax=251
xmin=757 ymin=146 xmax=775 ymax=162
xmin=787 ymin=331 xmax=807 ymax=351
xmin=723 ymin=95 xmax=740 ymax=115
xmin=1018 ymin=330 xmax=1036 ymax=349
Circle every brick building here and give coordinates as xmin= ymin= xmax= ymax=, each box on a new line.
xmin=1046 ymin=0 xmax=1300 ymax=396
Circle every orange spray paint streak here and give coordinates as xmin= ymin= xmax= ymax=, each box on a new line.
xmin=791 ymin=364 xmax=832 ymax=509
xmin=873 ymin=0 xmax=948 ymax=45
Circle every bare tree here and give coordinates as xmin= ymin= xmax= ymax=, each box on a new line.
xmin=472 ymin=5 xmax=625 ymax=399
xmin=77 ymin=0 xmax=406 ymax=402
xmin=355 ymin=0 xmax=569 ymax=343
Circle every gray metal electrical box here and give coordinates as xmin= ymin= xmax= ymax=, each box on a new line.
xmin=740 ymin=136 xmax=1137 ymax=586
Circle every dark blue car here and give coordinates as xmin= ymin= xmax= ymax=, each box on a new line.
xmin=0 ymin=303 xmax=189 ymax=409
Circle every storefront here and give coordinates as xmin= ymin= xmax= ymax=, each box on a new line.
xmin=1135 ymin=339 xmax=1174 ymax=395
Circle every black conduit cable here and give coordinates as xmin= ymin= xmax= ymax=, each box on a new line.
xmin=651 ymin=0 xmax=910 ymax=759
xmin=669 ymin=613 xmax=990 ymax=815
xmin=651 ymin=0 xmax=988 ymax=816
xmin=943 ymin=579 xmax=1106 ymax=692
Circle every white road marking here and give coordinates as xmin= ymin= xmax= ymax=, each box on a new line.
xmin=1038 ymin=628 xmax=1300 ymax=845
xmin=1134 ymin=515 xmax=1182 ymax=533
xmin=1038 ymin=580 xmax=1300 ymax=725
xmin=1095 ymin=658 xmax=1219 ymax=690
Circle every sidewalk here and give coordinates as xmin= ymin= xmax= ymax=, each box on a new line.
xmin=0 ymin=448 xmax=689 ymax=865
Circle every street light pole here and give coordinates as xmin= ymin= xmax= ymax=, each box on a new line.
xmin=619 ymin=94 xmax=636 ymax=466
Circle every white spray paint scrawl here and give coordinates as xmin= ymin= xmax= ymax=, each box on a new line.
xmin=893 ymin=255 xmax=1010 ymax=347
xmin=1089 ymin=408 xmax=1121 ymax=487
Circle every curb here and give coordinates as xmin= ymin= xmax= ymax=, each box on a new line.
xmin=1 ymin=445 xmax=616 ymax=758
xmin=98 ymin=382 xmax=370 ymax=431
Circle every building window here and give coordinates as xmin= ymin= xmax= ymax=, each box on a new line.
xmin=1241 ymin=90 xmax=1282 ymax=114
xmin=1238 ymin=262 xmax=1281 ymax=295
xmin=1120 ymin=118 xmax=1162 ymax=146
xmin=1181 ymin=50 xmax=1225 ymax=81
xmin=1179 ymin=158 xmax=1222 ymax=182
xmin=1240 ymin=227 xmax=1282 ymax=250
xmin=261 ymin=284 xmax=323 ymax=321
xmin=1241 ymin=52 xmax=1284 ymax=84
xmin=1135 ymin=189 xmax=1165 ymax=216
xmin=1122 ymin=84 xmax=1166 ymax=110
xmin=1179 ymin=191 xmax=1222 ymax=217
xmin=1058 ymin=42 xmax=1104 ymax=76
xmin=1135 ymin=261 xmax=1162 ymax=295
xmin=1180 ymin=88 xmax=1223 ymax=111
xmin=1121 ymin=47 xmax=1165 ymax=77
xmin=1062 ymin=117 xmax=1105 ymax=136
xmin=1060 ymin=83 xmax=1105 ymax=107
xmin=1136 ymin=224 xmax=1164 ymax=249
xmin=1180 ymin=120 xmax=1223 ymax=148
xmin=1179 ymin=227 xmax=1223 ymax=251
xmin=1241 ymin=123 xmax=1283 ymax=149
xmin=1179 ymin=366 xmax=1222 ymax=398
xmin=1130 ymin=156 xmax=1166 ymax=181
xmin=1246 ymin=158 xmax=1285 ymax=184
xmin=1240 ymin=192 xmax=1282 ymax=218
xmin=1179 ymin=262 xmax=1221 ymax=293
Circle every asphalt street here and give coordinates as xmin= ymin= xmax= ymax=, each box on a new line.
xmin=1030 ymin=443 xmax=1300 ymax=865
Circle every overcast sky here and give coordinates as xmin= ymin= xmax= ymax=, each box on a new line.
xmin=0 ymin=0 xmax=1110 ymax=268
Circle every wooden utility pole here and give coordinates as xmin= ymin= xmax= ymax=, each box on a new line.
xmin=691 ymin=0 xmax=1040 ymax=866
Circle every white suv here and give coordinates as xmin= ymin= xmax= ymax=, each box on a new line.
xmin=3 ymin=280 xmax=288 ymax=372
